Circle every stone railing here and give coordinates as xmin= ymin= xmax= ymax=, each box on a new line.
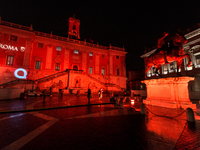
xmin=0 ymin=19 xmax=32 ymax=31
xmin=34 ymin=31 xmax=110 ymax=50
xmin=183 ymin=23 xmax=200 ymax=35
xmin=109 ymin=46 xmax=125 ymax=51
xmin=35 ymin=70 xmax=69 ymax=84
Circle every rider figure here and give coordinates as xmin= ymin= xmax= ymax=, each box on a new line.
xmin=156 ymin=32 xmax=169 ymax=64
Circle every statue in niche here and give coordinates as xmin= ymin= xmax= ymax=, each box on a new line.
xmin=145 ymin=32 xmax=191 ymax=78
xmin=75 ymin=80 xmax=79 ymax=87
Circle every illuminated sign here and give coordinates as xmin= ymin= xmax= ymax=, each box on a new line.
xmin=14 ymin=68 xmax=27 ymax=79
xmin=0 ymin=43 xmax=25 ymax=52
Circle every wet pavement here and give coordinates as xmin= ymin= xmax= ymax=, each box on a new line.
xmin=0 ymin=94 xmax=200 ymax=149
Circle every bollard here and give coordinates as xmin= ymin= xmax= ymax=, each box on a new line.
xmin=141 ymin=103 xmax=145 ymax=114
xmin=186 ymin=108 xmax=195 ymax=122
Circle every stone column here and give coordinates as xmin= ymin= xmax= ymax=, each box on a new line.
xmin=45 ymin=44 xmax=53 ymax=70
xmin=109 ymin=54 xmax=113 ymax=75
xmin=123 ymin=56 xmax=126 ymax=77
xmin=64 ymin=48 xmax=69 ymax=70
xmin=82 ymin=51 xmax=87 ymax=72
xmin=95 ymin=53 xmax=99 ymax=74
xmin=23 ymin=38 xmax=32 ymax=68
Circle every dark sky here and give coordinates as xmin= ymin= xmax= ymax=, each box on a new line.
xmin=0 ymin=0 xmax=200 ymax=70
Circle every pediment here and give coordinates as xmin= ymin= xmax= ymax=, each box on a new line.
xmin=33 ymin=56 xmax=43 ymax=61
xmin=4 ymin=50 xmax=16 ymax=56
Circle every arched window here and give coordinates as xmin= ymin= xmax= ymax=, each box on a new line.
xmin=73 ymin=65 xmax=78 ymax=71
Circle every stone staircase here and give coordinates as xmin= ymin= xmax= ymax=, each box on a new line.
xmin=86 ymin=74 xmax=123 ymax=91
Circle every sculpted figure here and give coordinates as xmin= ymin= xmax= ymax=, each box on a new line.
xmin=155 ymin=32 xmax=169 ymax=63
xmin=144 ymin=32 xmax=191 ymax=78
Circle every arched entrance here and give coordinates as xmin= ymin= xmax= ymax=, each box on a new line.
xmin=73 ymin=65 xmax=78 ymax=71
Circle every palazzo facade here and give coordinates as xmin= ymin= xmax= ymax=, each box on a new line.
xmin=0 ymin=17 xmax=127 ymax=93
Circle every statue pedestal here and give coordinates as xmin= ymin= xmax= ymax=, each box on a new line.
xmin=142 ymin=77 xmax=196 ymax=109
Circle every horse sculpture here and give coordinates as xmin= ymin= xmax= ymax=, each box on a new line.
xmin=144 ymin=33 xmax=191 ymax=78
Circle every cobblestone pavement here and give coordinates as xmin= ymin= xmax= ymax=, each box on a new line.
xmin=0 ymin=94 xmax=200 ymax=149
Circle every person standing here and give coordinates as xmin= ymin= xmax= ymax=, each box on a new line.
xmin=42 ymin=89 xmax=47 ymax=103
xmin=61 ymin=89 xmax=64 ymax=98
xmin=87 ymin=88 xmax=91 ymax=104
xmin=100 ymin=89 xmax=103 ymax=100
xmin=98 ymin=89 xmax=101 ymax=100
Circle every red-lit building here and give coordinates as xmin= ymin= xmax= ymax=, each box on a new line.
xmin=0 ymin=17 xmax=127 ymax=94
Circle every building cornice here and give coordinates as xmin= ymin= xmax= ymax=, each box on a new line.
xmin=0 ymin=19 xmax=125 ymax=52
xmin=185 ymin=28 xmax=200 ymax=40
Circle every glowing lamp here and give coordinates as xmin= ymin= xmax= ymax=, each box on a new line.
xmin=14 ymin=68 xmax=27 ymax=79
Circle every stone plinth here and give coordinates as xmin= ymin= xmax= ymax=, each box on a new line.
xmin=142 ymin=77 xmax=196 ymax=109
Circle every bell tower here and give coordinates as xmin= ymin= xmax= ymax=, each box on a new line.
xmin=68 ymin=15 xmax=80 ymax=39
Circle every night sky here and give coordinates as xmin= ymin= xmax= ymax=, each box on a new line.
xmin=0 ymin=0 xmax=200 ymax=70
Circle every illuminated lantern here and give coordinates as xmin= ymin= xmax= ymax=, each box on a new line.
xmin=14 ymin=68 xmax=27 ymax=79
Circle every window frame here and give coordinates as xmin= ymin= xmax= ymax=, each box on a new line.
xmin=6 ymin=55 xmax=14 ymax=66
xmin=55 ymin=63 xmax=60 ymax=71
xmin=56 ymin=46 xmax=62 ymax=51
xmin=38 ymin=43 xmax=44 ymax=48
xmin=117 ymin=69 xmax=120 ymax=76
xmin=102 ymin=68 xmax=105 ymax=75
xmin=74 ymin=50 xmax=79 ymax=54
xmin=10 ymin=35 xmax=18 ymax=41
xmin=89 ymin=52 xmax=93 ymax=56
xmin=89 ymin=67 xmax=93 ymax=74
xmin=35 ymin=61 xmax=41 ymax=70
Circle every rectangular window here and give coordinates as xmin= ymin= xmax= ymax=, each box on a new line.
xmin=38 ymin=43 xmax=44 ymax=48
xmin=117 ymin=69 xmax=120 ymax=76
xmin=102 ymin=54 xmax=105 ymax=58
xmin=35 ymin=61 xmax=41 ymax=69
xmin=89 ymin=52 xmax=93 ymax=56
xmin=102 ymin=68 xmax=105 ymax=75
xmin=55 ymin=63 xmax=60 ymax=71
xmin=151 ymin=66 xmax=157 ymax=75
xmin=196 ymin=55 xmax=200 ymax=68
xmin=6 ymin=56 xmax=14 ymax=66
xmin=89 ymin=67 xmax=93 ymax=74
xmin=10 ymin=35 xmax=17 ymax=41
xmin=56 ymin=46 xmax=62 ymax=51
xmin=74 ymin=50 xmax=79 ymax=54
xmin=169 ymin=62 xmax=175 ymax=73
xmin=116 ymin=56 xmax=119 ymax=59
xmin=163 ymin=64 xmax=168 ymax=74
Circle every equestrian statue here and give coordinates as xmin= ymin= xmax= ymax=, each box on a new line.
xmin=144 ymin=32 xmax=191 ymax=78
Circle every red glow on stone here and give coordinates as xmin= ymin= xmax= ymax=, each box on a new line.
xmin=142 ymin=77 xmax=196 ymax=109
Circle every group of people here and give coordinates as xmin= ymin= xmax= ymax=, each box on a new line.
xmin=86 ymin=88 xmax=103 ymax=104
xmin=42 ymin=88 xmax=103 ymax=104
